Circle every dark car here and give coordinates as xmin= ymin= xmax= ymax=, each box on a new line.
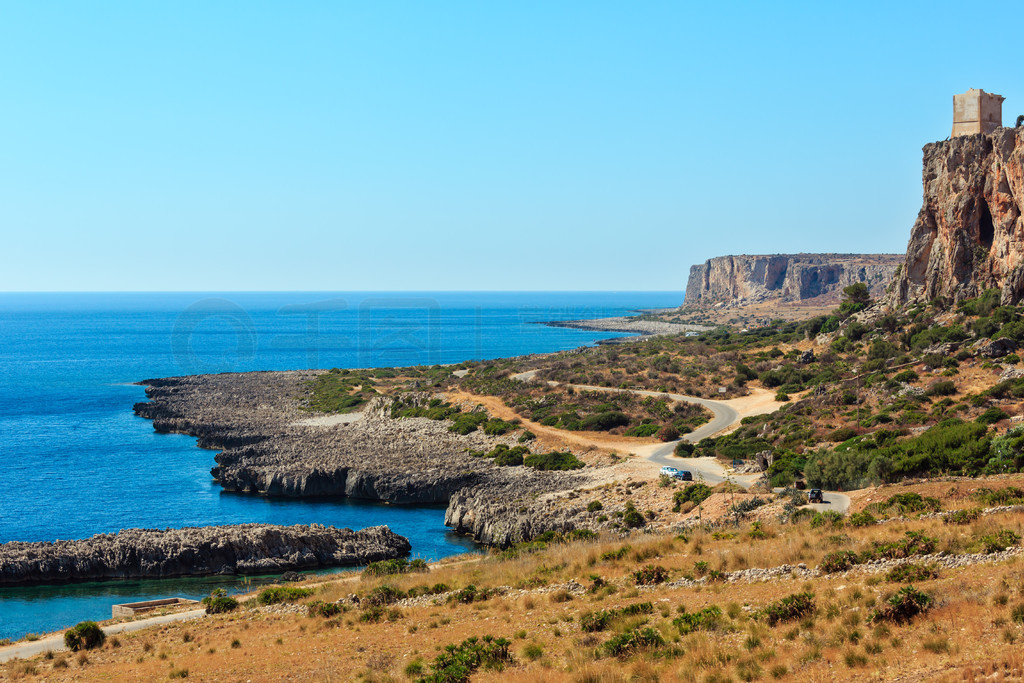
xmin=675 ymin=470 xmax=693 ymax=481
xmin=808 ymin=489 xmax=824 ymax=503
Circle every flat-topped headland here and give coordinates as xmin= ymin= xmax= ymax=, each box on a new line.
xmin=0 ymin=524 xmax=410 ymax=587
xmin=133 ymin=372 xmax=601 ymax=546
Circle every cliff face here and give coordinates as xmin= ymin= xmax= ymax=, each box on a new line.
xmin=889 ymin=127 xmax=1024 ymax=305
xmin=685 ymin=254 xmax=903 ymax=307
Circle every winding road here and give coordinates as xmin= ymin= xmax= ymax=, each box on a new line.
xmin=508 ymin=370 xmax=849 ymax=513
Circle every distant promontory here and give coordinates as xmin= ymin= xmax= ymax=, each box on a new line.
xmin=684 ymin=253 xmax=903 ymax=309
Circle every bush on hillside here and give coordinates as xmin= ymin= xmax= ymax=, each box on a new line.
xmin=64 ymin=622 xmax=105 ymax=652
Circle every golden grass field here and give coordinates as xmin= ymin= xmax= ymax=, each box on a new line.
xmin=5 ymin=481 xmax=1024 ymax=682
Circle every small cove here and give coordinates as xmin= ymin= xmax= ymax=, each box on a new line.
xmin=0 ymin=291 xmax=680 ymax=639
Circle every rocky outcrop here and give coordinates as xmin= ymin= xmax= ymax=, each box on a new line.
xmin=685 ymin=254 xmax=902 ymax=307
xmin=134 ymin=373 xmax=599 ymax=546
xmin=889 ymin=126 xmax=1024 ymax=305
xmin=0 ymin=524 xmax=410 ymax=586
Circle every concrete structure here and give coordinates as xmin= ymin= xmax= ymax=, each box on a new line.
xmin=953 ymin=88 xmax=1004 ymax=137
xmin=111 ymin=597 xmax=199 ymax=618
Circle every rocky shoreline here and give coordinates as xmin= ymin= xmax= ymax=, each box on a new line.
xmin=0 ymin=524 xmax=410 ymax=586
xmin=133 ymin=372 xmax=601 ymax=546
xmin=545 ymin=317 xmax=712 ymax=337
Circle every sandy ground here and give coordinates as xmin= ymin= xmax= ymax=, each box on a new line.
xmin=718 ymin=386 xmax=786 ymax=424
xmin=446 ymin=390 xmax=655 ymax=457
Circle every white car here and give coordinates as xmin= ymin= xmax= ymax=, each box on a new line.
xmin=659 ymin=466 xmax=679 ymax=477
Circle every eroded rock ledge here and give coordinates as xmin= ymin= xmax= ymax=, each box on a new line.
xmin=0 ymin=524 xmax=410 ymax=586
xmin=133 ymin=372 xmax=600 ymax=546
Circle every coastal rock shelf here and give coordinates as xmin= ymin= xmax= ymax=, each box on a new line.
xmin=0 ymin=524 xmax=411 ymax=586
xmin=134 ymin=373 xmax=599 ymax=546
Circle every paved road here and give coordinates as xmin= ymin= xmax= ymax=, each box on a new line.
xmin=807 ymin=492 xmax=851 ymax=514
xmin=0 ymin=608 xmax=207 ymax=663
xmin=507 ymin=371 xmax=849 ymax=511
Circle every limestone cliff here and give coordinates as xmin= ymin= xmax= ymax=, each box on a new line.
xmin=684 ymin=254 xmax=902 ymax=307
xmin=889 ymin=127 xmax=1024 ymax=305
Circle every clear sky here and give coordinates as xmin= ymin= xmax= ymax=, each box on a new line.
xmin=1 ymin=1 xmax=1020 ymax=292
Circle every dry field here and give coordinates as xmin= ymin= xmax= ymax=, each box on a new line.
xmin=5 ymin=500 xmax=1024 ymax=682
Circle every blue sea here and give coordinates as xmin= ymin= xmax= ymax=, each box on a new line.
xmin=0 ymin=291 xmax=680 ymax=640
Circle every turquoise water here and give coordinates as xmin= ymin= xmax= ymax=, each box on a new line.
xmin=0 ymin=291 xmax=681 ymax=639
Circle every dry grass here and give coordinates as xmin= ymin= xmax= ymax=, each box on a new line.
xmin=6 ymin=509 xmax=1024 ymax=682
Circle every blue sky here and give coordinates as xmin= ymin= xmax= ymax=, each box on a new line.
xmin=1 ymin=1 xmax=1020 ymax=291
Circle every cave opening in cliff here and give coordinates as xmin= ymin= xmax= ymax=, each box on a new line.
xmin=979 ymin=200 xmax=994 ymax=249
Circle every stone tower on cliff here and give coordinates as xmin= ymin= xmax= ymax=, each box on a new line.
xmin=952 ymin=88 xmax=1004 ymax=137
xmin=887 ymin=92 xmax=1023 ymax=307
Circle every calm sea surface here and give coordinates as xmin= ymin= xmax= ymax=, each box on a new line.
xmin=0 ymin=291 xmax=680 ymax=640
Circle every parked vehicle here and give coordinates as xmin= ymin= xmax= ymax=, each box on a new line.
xmin=808 ymin=489 xmax=824 ymax=503
xmin=659 ymin=466 xmax=679 ymax=477
xmin=675 ymin=470 xmax=693 ymax=481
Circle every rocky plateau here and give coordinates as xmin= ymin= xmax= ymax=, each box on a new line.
xmin=0 ymin=524 xmax=410 ymax=586
xmin=133 ymin=373 xmax=602 ymax=546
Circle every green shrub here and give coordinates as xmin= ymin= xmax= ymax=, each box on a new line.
xmin=364 ymin=558 xmax=427 ymax=577
xmin=673 ymin=606 xmax=723 ymax=634
xmin=827 ymin=427 xmax=858 ymax=442
xmin=760 ymin=592 xmax=815 ymax=626
xmin=522 ymin=643 xmax=543 ymax=661
xmin=600 ymin=545 xmax=630 ymax=562
xmin=1012 ymin=603 xmax=1024 ymax=624
xmin=674 ymin=441 xmax=695 ymax=456
xmin=977 ymin=407 xmax=1010 ymax=425
xmin=580 ymin=609 xmax=614 ymax=632
xmin=624 ymin=423 xmax=661 ymax=437
xmin=256 ymin=586 xmax=314 ymax=605
xmin=579 ymin=602 xmax=653 ymax=633
xmin=862 ymin=531 xmax=938 ymax=561
xmin=977 ymin=529 xmax=1022 ymax=553
xmin=622 ymin=501 xmax=647 ymax=528
xmin=942 ymin=508 xmax=980 ymax=525
xmin=201 ymin=588 xmax=239 ymax=614
xmin=810 ymin=510 xmax=844 ymax=529
xmin=448 ymin=584 xmax=498 ymax=604
xmin=64 ymin=622 xmax=105 ymax=652
xmin=364 ymin=584 xmax=406 ymax=606
xmin=306 ymin=600 xmax=343 ymax=618
xmin=870 ymin=586 xmax=932 ymax=624
xmin=974 ymin=486 xmax=1024 ymax=506
xmin=523 ymin=451 xmax=585 ymax=471
xmin=819 ymin=550 xmax=860 ymax=573
xmin=892 ymin=370 xmax=918 ymax=383
xmin=602 ymin=628 xmax=665 ymax=657
xmin=848 ymin=511 xmax=876 ymax=527
xmin=673 ymin=483 xmax=713 ymax=511
xmin=587 ymin=500 xmax=603 ymax=513
xmin=632 ymin=564 xmax=668 ymax=585
xmin=927 ymin=380 xmax=957 ymax=397
xmin=419 ymin=635 xmax=513 ymax=681
xmin=885 ymin=564 xmax=938 ymax=583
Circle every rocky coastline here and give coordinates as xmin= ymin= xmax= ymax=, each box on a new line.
xmin=545 ymin=317 xmax=712 ymax=337
xmin=0 ymin=524 xmax=410 ymax=586
xmin=133 ymin=373 xmax=601 ymax=546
